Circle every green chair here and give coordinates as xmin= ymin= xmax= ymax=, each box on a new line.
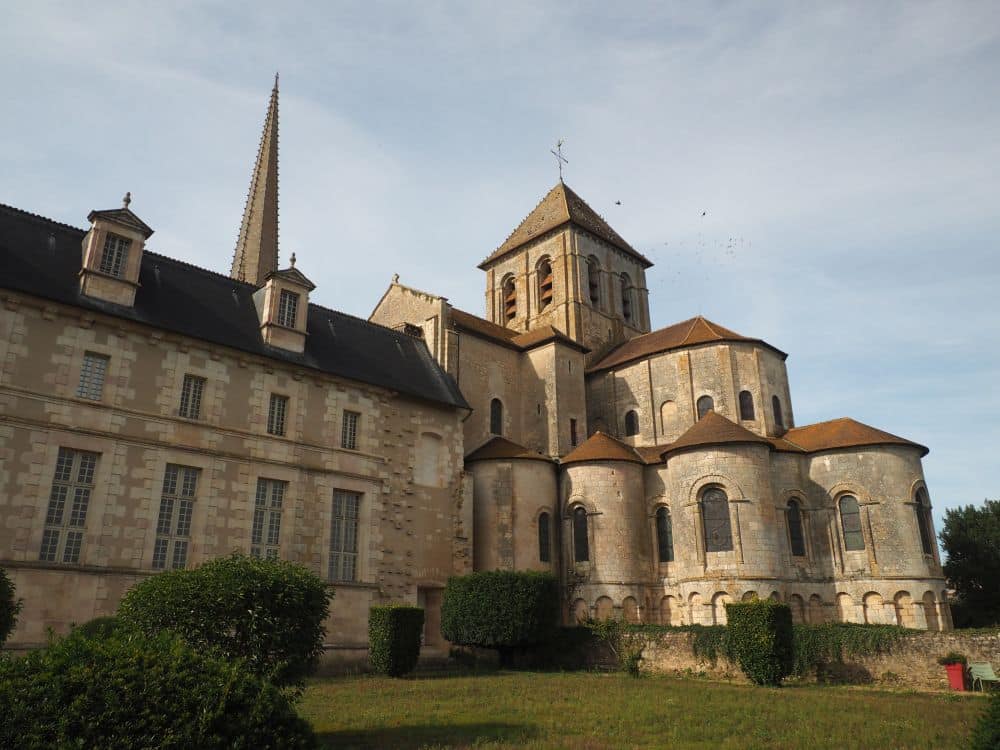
xmin=969 ymin=662 xmax=998 ymax=692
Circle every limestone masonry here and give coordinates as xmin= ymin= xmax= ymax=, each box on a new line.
xmin=0 ymin=80 xmax=949 ymax=649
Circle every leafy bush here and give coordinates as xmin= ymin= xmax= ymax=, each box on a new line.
xmin=0 ymin=629 xmax=317 ymax=749
xmin=970 ymin=688 xmax=1000 ymax=750
xmin=441 ymin=571 xmax=559 ymax=666
xmin=586 ymin=619 xmax=643 ymax=676
xmin=117 ymin=553 xmax=331 ymax=686
xmin=368 ymin=605 xmax=424 ymax=677
xmin=73 ymin=615 xmax=123 ymax=640
xmin=0 ymin=566 xmax=23 ymax=647
xmin=937 ymin=651 xmax=968 ymax=666
xmin=790 ymin=623 xmax=911 ymax=677
xmin=725 ymin=600 xmax=794 ymax=686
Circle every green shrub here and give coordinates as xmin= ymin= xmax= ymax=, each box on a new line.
xmin=0 ymin=629 xmax=317 ymax=749
xmin=791 ymin=623 xmax=911 ymax=676
xmin=73 ymin=615 xmax=123 ymax=640
xmin=0 ymin=566 xmax=23 ymax=647
xmin=970 ymin=688 xmax=1000 ymax=750
xmin=117 ymin=553 xmax=331 ymax=686
xmin=937 ymin=651 xmax=967 ymax=666
xmin=725 ymin=600 xmax=794 ymax=686
xmin=368 ymin=605 xmax=424 ymax=677
xmin=441 ymin=571 xmax=559 ymax=666
xmin=586 ymin=619 xmax=643 ymax=676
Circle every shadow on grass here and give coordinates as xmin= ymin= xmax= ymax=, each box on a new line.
xmin=316 ymin=721 xmax=535 ymax=749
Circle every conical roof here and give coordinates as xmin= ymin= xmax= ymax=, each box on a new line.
xmin=666 ymin=411 xmax=771 ymax=455
xmin=479 ymin=182 xmax=652 ymax=269
xmin=783 ymin=418 xmax=928 ymax=456
xmin=561 ymin=431 xmax=644 ymax=465
xmin=465 ymin=436 xmax=553 ymax=462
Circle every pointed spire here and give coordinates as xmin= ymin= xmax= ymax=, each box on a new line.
xmin=231 ymin=74 xmax=280 ymax=285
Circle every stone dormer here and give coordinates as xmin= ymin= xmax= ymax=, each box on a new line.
xmin=253 ymin=254 xmax=315 ymax=353
xmin=79 ymin=193 xmax=154 ymax=307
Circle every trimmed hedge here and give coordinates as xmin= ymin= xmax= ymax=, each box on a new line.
xmin=368 ymin=605 xmax=424 ymax=677
xmin=725 ymin=600 xmax=794 ymax=686
xmin=971 ymin=688 xmax=1000 ymax=750
xmin=117 ymin=553 xmax=331 ymax=686
xmin=441 ymin=571 xmax=559 ymax=665
xmin=0 ymin=566 xmax=23 ymax=647
xmin=0 ymin=629 xmax=317 ymax=749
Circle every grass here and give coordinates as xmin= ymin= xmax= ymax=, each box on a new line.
xmin=299 ymin=671 xmax=987 ymax=749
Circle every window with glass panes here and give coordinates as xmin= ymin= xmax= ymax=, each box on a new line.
xmin=839 ymin=495 xmax=865 ymax=551
xmin=39 ymin=448 xmax=98 ymax=563
xmin=152 ymin=465 xmax=198 ymax=569
xmin=77 ymin=352 xmax=110 ymax=400
xmin=341 ymin=410 xmax=359 ymax=450
xmin=329 ymin=490 xmax=360 ymax=581
xmin=178 ymin=374 xmax=206 ymax=419
xmin=98 ymin=233 xmax=130 ymax=277
xmin=251 ymin=478 xmax=286 ymax=559
xmin=277 ymin=289 xmax=299 ymax=328
xmin=267 ymin=393 xmax=288 ymax=436
xmin=701 ymin=487 xmax=733 ymax=552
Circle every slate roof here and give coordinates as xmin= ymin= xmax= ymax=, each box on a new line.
xmin=0 ymin=204 xmax=468 ymax=410
xmin=465 ymin=436 xmax=554 ymax=463
xmin=450 ymin=308 xmax=588 ymax=353
xmin=561 ymin=431 xmax=644 ymax=465
xmin=782 ymin=418 xmax=928 ymax=457
xmin=588 ymin=316 xmax=785 ymax=373
xmin=479 ymin=182 xmax=652 ymax=269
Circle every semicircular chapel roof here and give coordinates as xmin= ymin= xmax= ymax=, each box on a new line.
xmin=665 ymin=411 xmax=771 ymax=455
xmin=560 ymin=431 xmax=644 ymax=465
xmin=782 ymin=418 xmax=928 ymax=457
xmin=465 ymin=436 xmax=554 ymax=463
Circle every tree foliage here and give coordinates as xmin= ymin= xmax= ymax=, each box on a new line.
xmin=940 ymin=499 xmax=1000 ymax=627
xmin=368 ymin=605 xmax=424 ymax=677
xmin=0 ymin=566 xmax=23 ymax=647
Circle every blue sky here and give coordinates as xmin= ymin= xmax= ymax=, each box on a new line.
xmin=2 ymin=2 xmax=998 ymax=535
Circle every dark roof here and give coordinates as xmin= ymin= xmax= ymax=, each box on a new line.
xmin=589 ymin=316 xmax=786 ymax=373
xmin=666 ymin=411 xmax=771 ymax=455
xmin=561 ymin=431 xmax=644 ymax=465
xmin=450 ymin=308 xmax=588 ymax=353
xmin=479 ymin=182 xmax=652 ymax=269
xmin=783 ymin=418 xmax=928 ymax=457
xmin=465 ymin=436 xmax=554 ymax=463
xmin=0 ymin=203 xmax=468 ymax=410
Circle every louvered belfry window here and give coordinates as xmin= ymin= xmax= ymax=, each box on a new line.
xmin=502 ymin=276 xmax=517 ymax=322
xmin=538 ymin=259 xmax=553 ymax=310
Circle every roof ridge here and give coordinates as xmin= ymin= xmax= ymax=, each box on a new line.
xmin=490 ymin=183 xmax=565 ymax=261
xmin=680 ymin=316 xmax=701 ymax=345
xmin=0 ymin=202 xmax=87 ymax=235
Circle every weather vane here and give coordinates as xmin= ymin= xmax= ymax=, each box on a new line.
xmin=550 ymin=139 xmax=568 ymax=182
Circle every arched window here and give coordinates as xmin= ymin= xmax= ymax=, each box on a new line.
xmin=502 ymin=275 xmax=516 ymax=322
xmin=739 ymin=391 xmax=755 ymax=420
xmin=772 ymin=395 xmax=784 ymax=430
xmin=656 ymin=507 xmax=674 ymax=563
xmin=696 ymin=395 xmax=714 ymax=420
xmin=572 ymin=506 xmax=589 ymax=562
xmin=587 ymin=257 xmax=601 ymax=306
xmin=839 ymin=495 xmax=865 ymax=551
xmin=914 ymin=488 xmax=934 ymax=555
xmin=624 ymin=410 xmax=639 ymax=436
xmin=701 ymin=487 xmax=733 ymax=552
xmin=489 ymin=398 xmax=503 ymax=435
xmin=787 ymin=499 xmax=806 ymax=557
xmin=537 ymin=258 xmax=553 ymax=311
xmin=620 ymin=273 xmax=632 ymax=322
xmin=538 ymin=512 xmax=551 ymax=563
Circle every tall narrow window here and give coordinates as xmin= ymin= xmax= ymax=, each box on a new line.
xmin=490 ymin=398 xmax=503 ymax=435
xmin=772 ymin=396 xmax=784 ymax=431
xmin=787 ymin=498 xmax=806 ymax=557
xmin=839 ymin=495 xmax=865 ymax=551
xmin=178 ymin=374 xmax=206 ymax=419
xmin=330 ymin=490 xmax=361 ymax=581
xmin=153 ymin=464 xmax=198 ymax=569
xmin=342 ymin=410 xmax=360 ymax=450
xmin=573 ymin=506 xmax=589 ymax=562
xmin=277 ymin=289 xmax=299 ymax=328
xmin=915 ymin=488 xmax=934 ymax=555
xmin=77 ymin=352 xmax=110 ymax=401
xmin=502 ymin=276 xmax=517 ymax=322
xmin=570 ymin=418 xmax=578 ymax=447
xmin=696 ymin=395 xmax=714 ymax=420
xmin=620 ymin=273 xmax=632 ymax=322
xmin=701 ymin=487 xmax=733 ymax=552
xmin=538 ymin=512 xmax=551 ymax=563
xmin=267 ymin=393 xmax=288 ymax=436
xmin=656 ymin=507 xmax=674 ymax=563
xmin=588 ymin=258 xmax=601 ymax=306
xmin=39 ymin=448 xmax=98 ymax=564
xmin=98 ymin=233 xmax=130 ymax=277
xmin=738 ymin=391 xmax=755 ymax=420
xmin=251 ymin=478 xmax=286 ymax=559
xmin=624 ymin=410 xmax=639 ymax=436
xmin=538 ymin=258 xmax=553 ymax=310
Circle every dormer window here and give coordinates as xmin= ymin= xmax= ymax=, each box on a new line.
xmin=98 ymin=233 xmax=130 ymax=277
xmin=277 ymin=289 xmax=299 ymax=328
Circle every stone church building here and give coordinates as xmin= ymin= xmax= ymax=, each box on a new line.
xmin=0 ymin=81 xmax=950 ymax=650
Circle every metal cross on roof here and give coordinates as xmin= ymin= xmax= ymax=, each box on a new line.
xmin=550 ymin=139 xmax=568 ymax=182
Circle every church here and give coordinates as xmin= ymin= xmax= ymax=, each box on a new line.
xmin=0 ymin=80 xmax=951 ymax=652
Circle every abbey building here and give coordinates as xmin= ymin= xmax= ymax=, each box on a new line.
xmin=0 ymin=81 xmax=950 ymax=649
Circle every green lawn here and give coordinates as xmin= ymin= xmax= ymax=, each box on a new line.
xmin=299 ymin=671 xmax=987 ymax=749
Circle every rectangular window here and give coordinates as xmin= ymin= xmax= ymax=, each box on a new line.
xmin=98 ymin=233 xmax=130 ymax=277
xmin=329 ymin=490 xmax=360 ymax=581
xmin=178 ymin=374 xmax=206 ymax=419
xmin=77 ymin=352 xmax=110 ymax=401
xmin=39 ymin=448 xmax=98 ymax=564
xmin=570 ymin=418 xmax=578 ymax=447
xmin=251 ymin=478 xmax=286 ymax=559
xmin=267 ymin=393 xmax=288 ymax=436
xmin=341 ymin=410 xmax=360 ymax=450
xmin=277 ymin=289 xmax=299 ymax=328
xmin=152 ymin=464 xmax=198 ymax=570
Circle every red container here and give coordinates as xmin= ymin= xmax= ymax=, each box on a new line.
xmin=945 ymin=663 xmax=966 ymax=691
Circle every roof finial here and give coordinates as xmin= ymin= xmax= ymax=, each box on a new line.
xmin=290 ymin=251 xmax=296 ymax=267
xmin=550 ymin=139 xmax=568 ymax=182
xmin=392 ymin=273 xmax=400 ymax=284
xmin=273 ymin=71 xmax=279 ymax=90
xmin=122 ymin=191 xmax=132 ymax=209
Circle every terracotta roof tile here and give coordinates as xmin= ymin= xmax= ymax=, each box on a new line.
xmin=450 ymin=309 xmax=588 ymax=353
xmin=479 ymin=182 xmax=652 ymax=269
xmin=511 ymin=325 xmax=589 ymax=353
xmin=666 ymin=411 xmax=771 ymax=454
xmin=561 ymin=431 xmax=644 ymax=465
xmin=783 ymin=418 xmax=928 ymax=456
xmin=465 ymin=436 xmax=554 ymax=462
xmin=588 ymin=316 xmax=785 ymax=373
xmin=635 ymin=444 xmax=671 ymax=464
